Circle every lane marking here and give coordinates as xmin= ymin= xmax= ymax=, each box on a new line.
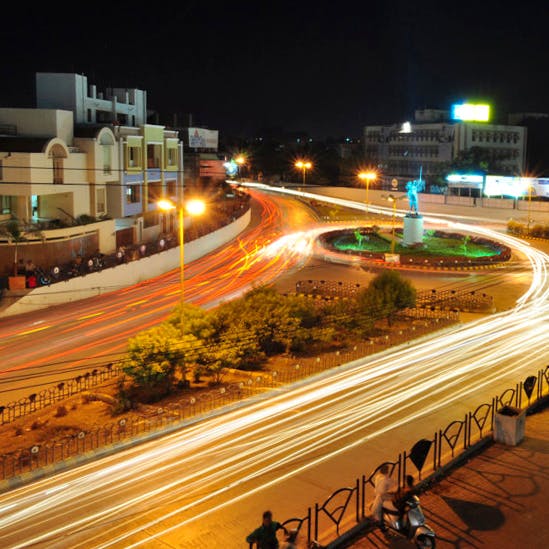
xmin=77 ymin=312 xmax=105 ymax=320
xmin=125 ymin=299 xmax=149 ymax=308
xmin=18 ymin=325 xmax=51 ymax=336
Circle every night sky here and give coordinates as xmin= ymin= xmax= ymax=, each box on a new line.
xmin=1 ymin=1 xmax=548 ymax=138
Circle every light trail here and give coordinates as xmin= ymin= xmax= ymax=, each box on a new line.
xmin=0 ymin=186 xmax=547 ymax=547
xmin=0 ymin=192 xmax=316 ymax=397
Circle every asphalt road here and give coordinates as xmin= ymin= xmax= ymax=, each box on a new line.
xmin=0 ymin=188 xmax=547 ymax=548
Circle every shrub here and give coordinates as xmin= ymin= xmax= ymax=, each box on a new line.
xmin=55 ymin=405 xmax=68 ymax=417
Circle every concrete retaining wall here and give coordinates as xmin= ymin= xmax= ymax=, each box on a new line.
xmin=311 ymin=187 xmax=549 ymax=218
xmin=0 ymin=208 xmax=251 ymax=317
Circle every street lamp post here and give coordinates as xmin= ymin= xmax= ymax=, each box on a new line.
xmin=527 ymin=183 xmax=533 ymax=235
xmin=157 ymin=198 xmax=206 ymax=318
xmin=295 ymin=160 xmax=312 ymax=187
xmin=358 ymin=171 xmax=377 ymax=213
xmin=387 ymin=194 xmax=398 ymax=254
xmin=235 ymin=155 xmax=246 ymax=182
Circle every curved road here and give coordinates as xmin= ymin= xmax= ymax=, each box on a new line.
xmin=0 ymin=191 xmax=317 ymax=401
xmin=0 ymin=188 xmax=547 ymax=548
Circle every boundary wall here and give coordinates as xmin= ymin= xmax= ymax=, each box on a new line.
xmin=0 ymin=208 xmax=251 ymax=317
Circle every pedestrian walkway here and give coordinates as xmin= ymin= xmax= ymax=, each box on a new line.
xmin=350 ymin=403 xmax=549 ymax=549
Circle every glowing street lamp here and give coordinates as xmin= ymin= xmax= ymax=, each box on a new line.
xmin=157 ymin=198 xmax=206 ymax=316
xmin=358 ymin=171 xmax=377 ymax=213
xmin=295 ymin=160 xmax=312 ymax=187
xmin=235 ymin=155 xmax=246 ymax=181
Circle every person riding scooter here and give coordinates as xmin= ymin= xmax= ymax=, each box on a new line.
xmin=381 ymin=475 xmax=436 ymax=548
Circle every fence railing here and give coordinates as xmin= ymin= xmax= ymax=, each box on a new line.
xmin=0 ymin=311 xmax=458 ymax=480
xmin=296 ymin=279 xmax=493 ymax=312
xmin=0 ymin=363 xmax=123 ymax=425
xmin=247 ymin=366 xmax=549 ymax=548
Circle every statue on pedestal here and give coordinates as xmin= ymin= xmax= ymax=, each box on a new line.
xmin=402 ymin=167 xmax=425 ymax=246
xmin=405 ymin=167 xmax=425 ymax=215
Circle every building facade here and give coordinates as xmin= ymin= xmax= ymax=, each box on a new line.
xmin=0 ymin=108 xmax=117 ymax=223
xmin=36 ymin=73 xmax=147 ymax=127
xmin=35 ymin=73 xmax=184 ymax=244
xmin=364 ymin=109 xmax=527 ymax=185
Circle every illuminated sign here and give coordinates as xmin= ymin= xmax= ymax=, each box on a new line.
xmin=451 ymin=103 xmax=490 ymax=122
xmin=484 ymin=176 xmax=532 ymax=198
xmin=188 ymin=127 xmax=219 ymax=149
xmin=446 ymin=173 xmax=484 ymax=184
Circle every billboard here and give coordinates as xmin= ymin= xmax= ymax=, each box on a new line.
xmin=484 ymin=175 xmax=532 ymax=198
xmin=188 ymin=127 xmax=219 ymax=150
xmin=451 ymin=103 xmax=490 ymax=122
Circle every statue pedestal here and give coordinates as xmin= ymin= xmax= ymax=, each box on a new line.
xmin=403 ymin=214 xmax=424 ymax=246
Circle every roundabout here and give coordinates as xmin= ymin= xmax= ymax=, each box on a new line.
xmin=317 ymin=225 xmax=512 ymax=269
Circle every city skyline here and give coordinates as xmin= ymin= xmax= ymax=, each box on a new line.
xmin=1 ymin=0 xmax=548 ymax=137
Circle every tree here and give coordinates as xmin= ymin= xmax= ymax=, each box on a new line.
xmin=0 ymin=219 xmax=40 ymax=276
xmin=211 ymin=286 xmax=324 ymax=359
xmin=166 ymin=302 xmax=214 ymax=340
xmin=448 ymin=147 xmax=511 ymax=175
xmin=123 ymin=323 xmax=199 ymax=395
xmin=357 ymin=270 xmax=416 ymax=326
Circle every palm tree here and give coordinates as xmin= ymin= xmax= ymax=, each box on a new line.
xmin=0 ymin=219 xmax=43 ymax=276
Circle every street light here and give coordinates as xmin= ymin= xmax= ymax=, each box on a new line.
xmin=387 ymin=194 xmax=398 ymax=254
xmin=358 ymin=170 xmax=377 ymax=213
xmin=527 ymin=182 xmax=533 ymax=235
xmin=235 ymin=155 xmax=246 ymax=181
xmin=157 ymin=198 xmax=206 ymax=317
xmin=295 ymin=160 xmax=313 ymax=187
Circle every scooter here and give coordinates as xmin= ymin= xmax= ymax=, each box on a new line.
xmin=382 ymin=493 xmax=436 ymax=548
xmin=35 ymin=266 xmax=51 ymax=286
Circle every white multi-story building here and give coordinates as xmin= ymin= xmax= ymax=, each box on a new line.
xmin=36 ymin=73 xmax=147 ymax=127
xmin=35 ymin=73 xmax=184 ymax=245
xmin=364 ymin=109 xmax=527 ymax=184
xmin=0 ymin=108 xmax=117 ymax=222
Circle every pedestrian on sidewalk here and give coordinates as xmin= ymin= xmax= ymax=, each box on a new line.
xmin=246 ymin=510 xmax=288 ymax=549
xmin=369 ymin=464 xmax=397 ymax=527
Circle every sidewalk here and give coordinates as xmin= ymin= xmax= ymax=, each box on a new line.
xmin=349 ymin=403 xmax=549 ymax=549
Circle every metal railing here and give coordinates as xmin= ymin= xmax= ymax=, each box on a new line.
xmin=296 ymin=280 xmax=494 ymax=312
xmin=251 ymin=366 xmax=549 ymax=548
xmin=0 ymin=364 xmax=122 ymax=425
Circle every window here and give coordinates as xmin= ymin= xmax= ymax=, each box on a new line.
xmin=102 ymin=145 xmax=112 ymax=174
xmin=87 ymin=109 xmax=92 ymax=123
xmin=127 ymin=146 xmax=141 ymax=168
xmin=166 ymin=180 xmax=177 ymax=197
xmin=167 ymin=148 xmax=177 ymax=167
xmin=126 ymin=185 xmax=141 ymax=204
xmin=147 ymin=144 xmax=161 ymax=169
xmin=96 ymin=188 xmax=105 ymax=213
xmin=1 ymin=195 xmax=10 ymax=214
xmin=148 ymin=181 xmax=162 ymax=203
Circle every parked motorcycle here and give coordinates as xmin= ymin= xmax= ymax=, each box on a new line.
xmin=35 ymin=266 xmax=51 ymax=286
xmin=382 ymin=492 xmax=436 ymax=548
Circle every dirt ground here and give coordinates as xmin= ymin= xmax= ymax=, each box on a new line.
xmin=0 ymin=316 xmax=456 ymax=457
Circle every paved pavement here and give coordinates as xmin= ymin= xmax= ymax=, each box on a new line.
xmin=348 ymin=402 xmax=549 ymax=549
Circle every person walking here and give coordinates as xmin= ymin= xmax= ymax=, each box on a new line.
xmin=246 ymin=510 xmax=288 ymax=549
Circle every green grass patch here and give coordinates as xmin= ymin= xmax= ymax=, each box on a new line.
xmin=332 ymin=233 xmax=500 ymax=258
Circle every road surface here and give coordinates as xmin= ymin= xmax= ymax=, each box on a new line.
xmin=0 ymin=191 xmax=547 ymax=548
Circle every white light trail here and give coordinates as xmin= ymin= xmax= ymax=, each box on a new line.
xmin=0 ymin=185 xmax=548 ymax=548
